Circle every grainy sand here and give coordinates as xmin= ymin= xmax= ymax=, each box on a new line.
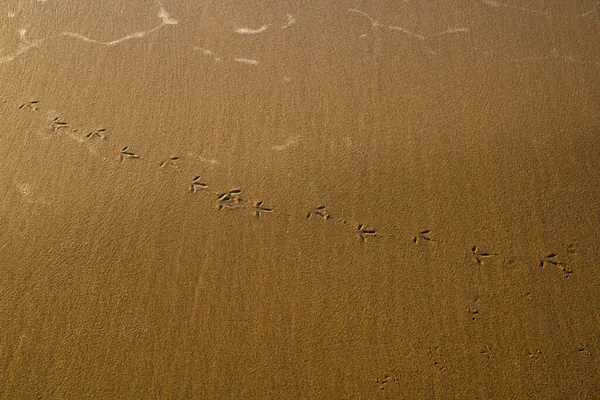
xmin=1 ymin=0 xmax=599 ymax=398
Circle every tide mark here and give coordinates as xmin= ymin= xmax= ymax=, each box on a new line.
xmin=235 ymin=25 xmax=268 ymax=35
xmin=233 ymin=58 xmax=260 ymax=66
xmin=281 ymin=14 xmax=296 ymax=29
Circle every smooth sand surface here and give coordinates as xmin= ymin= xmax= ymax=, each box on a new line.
xmin=1 ymin=0 xmax=599 ymax=398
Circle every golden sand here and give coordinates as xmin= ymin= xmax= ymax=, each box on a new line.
xmin=1 ymin=0 xmax=599 ymax=398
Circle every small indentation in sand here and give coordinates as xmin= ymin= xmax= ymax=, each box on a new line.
xmin=17 ymin=183 xmax=33 ymax=197
xmin=16 ymin=183 xmax=49 ymax=205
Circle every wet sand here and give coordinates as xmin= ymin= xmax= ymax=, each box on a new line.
xmin=1 ymin=0 xmax=599 ymax=398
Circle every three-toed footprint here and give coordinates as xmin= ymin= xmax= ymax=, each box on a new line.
xmin=217 ymin=189 xmax=244 ymax=210
xmin=160 ymin=156 xmax=180 ymax=169
xmin=190 ymin=176 xmax=208 ymax=192
xmin=119 ymin=146 xmax=139 ymax=163
xmin=306 ymin=205 xmax=332 ymax=220
xmin=471 ymin=245 xmax=496 ymax=265
xmin=357 ymin=224 xmax=379 ymax=242
xmin=19 ymin=101 xmax=39 ymax=111
xmin=252 ymin=201 xmax=273 ymax=219
xmin=412 ymin=230 xmax=434 ymax=244
xmin=85 ymin=128 xmax=108 ymax=140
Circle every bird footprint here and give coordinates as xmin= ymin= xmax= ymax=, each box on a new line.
xmin=19 ymin=101 xmax=39 ymax=111
xmin=357 ymin=224 xmax=379 ymax=242
xmin=467 ymin=307 xmax=479 ymax=321
xmin=217 ymin=189 xmax=244 ymax=210
xmin=253 ymin=201 xmax=273 ymax=219
xmin=471 ymin=245 xmax=497 ymax=264
xmin=539 ymin=253 xmax=572 ymax=278
xmin=85 ymin=128 xmax=108 ymax=140
xmin=412 ymin=230 xmax=434 ymax=244
xmin=119 ymin=146 xmax=139 ymax=163
xmin=160 ymin=156 xmax=180 ymax=170
xmin=190 ymin=176 xmax=208 ymax=192
xmin=306 ymin=205 xmax=332 ymax=220
xmin=50 ymin=116 xmax=68 ymax=132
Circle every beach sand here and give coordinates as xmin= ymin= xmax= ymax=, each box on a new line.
xmin=1 ymin=0 xmax=599 ymax=398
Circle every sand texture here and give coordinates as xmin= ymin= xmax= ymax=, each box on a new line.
xmin=1 ymin=0 xmax=600 ymax=398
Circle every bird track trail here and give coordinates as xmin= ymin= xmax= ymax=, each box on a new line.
xmin=1 ymin=96 xmax=583 ymax=282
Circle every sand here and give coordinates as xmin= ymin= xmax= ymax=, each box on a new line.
xmin=1 ymin=0 xmax=599 ymax=398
